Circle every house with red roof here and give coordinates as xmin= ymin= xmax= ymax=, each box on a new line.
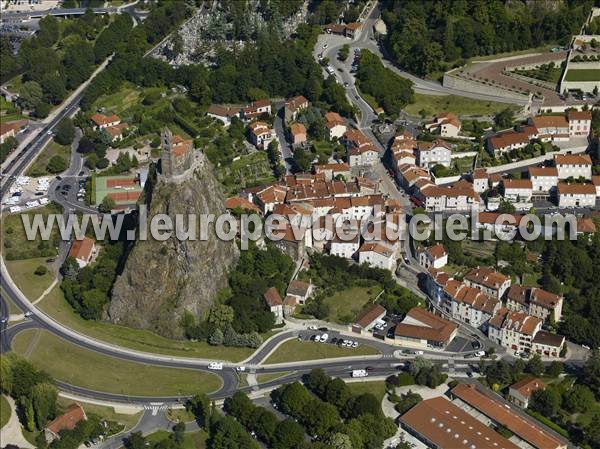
xmin=418 ymin=243 xmax=447 ymax=269
xmin=44 ymin=403 xmax=87 ymax=443
xmin=509 ymin=377 xmax=545 ymax=408
xmin=68 ymin=236 xmax=97 ymax=268
xmin=263 ymin=287 xmax=283 ymax=324
xmin=90 ymin=113 xmax=121 ymax=130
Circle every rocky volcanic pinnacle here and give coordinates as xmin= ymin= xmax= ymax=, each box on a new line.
xmin=107 ymin=162 xmax=239 ymax=338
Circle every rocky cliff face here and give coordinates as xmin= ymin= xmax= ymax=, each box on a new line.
xmin=107 ymin=162 xmax=239 ymax=338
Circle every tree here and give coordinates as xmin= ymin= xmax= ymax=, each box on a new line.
xmin=274 ymin=382 xmax=311 ymax=417
xmin=31 ymin=383 xmax=57 ymax=429
xmin=206 ymin=304 xmax=234 ymax=329
xmin=494 ymin=108 xmax=515 ymax=129
xmin=324 ymin=432 xmax=353 ymax=449
xmin=526 ymin=354 xmax=544 ymax=377
xmin=34 ymin=265 xmax=48 ymax=276
xmin=545 ymin=361 xmax=563 ymax=378
xmin=563 ymin=384 xmax=595 ymax=413
xmin=306 ymin=369 xmax=330 ymax=397
xmin=54 ymin=118 xmax=76 ymax=145
xmin=99 ymin=196 xmax=116 ymax=213
xmin=124 ymin=432 xmax=147 ymax=449
xmin=530 ymin=388 xmax=560 ymax=416
xmin=347 ymin=393 xmax=381 ymax=419
xmin=301 ymin=399 xmax=339 ymax=437
xmin=208 ymin=327 xmax=223 ymax=345
xmin=187 ymin=393 xmax=211 ymax=430
xmin=46 ymin=155 xmax=68 ymax=174
xmin=19 ymin=81 xmax=44 ymax=110
xmin=338 ymin=44 xmax=350 ymax=61
xmin=272 ymin=418 xmax=304 ymax=449
xmin=20 ymin=396 xmax=36 ymax=431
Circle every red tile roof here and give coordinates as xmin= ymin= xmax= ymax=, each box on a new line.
xmin=394 ymin=307 xmax=457 ymax=343
xmin=399 ymin=397 xmax=519 ymax=449
xmin=354 ymin=303 xmax=386 ymax=329
xmin=554 ymin=154 xmax=592 ymax=166
xmin=557 ymin=183 xmax=595 ymax=195
xmin=225 ymin=196 xmax=261 ymax=213
xmin=510 ymin=377 xmax=545 ymax=399
xmin=451 ymin=384 xmax=566 ymax=449
xmin=263 ymin=287 xmax=283 ymax=307
xmin=90 ymin=113 xmax=120 ymax=126
xmin=69 ymin=237 xmax=94 ymax=262
xmin=46 ymin=404 xmax=86 ymax=435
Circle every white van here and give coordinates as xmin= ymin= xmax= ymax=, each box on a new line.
xmin=208 ymin=362 xmax=223 ymax=370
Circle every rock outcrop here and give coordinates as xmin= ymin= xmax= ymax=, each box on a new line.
xmin=107 ymin=161 xmax=239 ymax=338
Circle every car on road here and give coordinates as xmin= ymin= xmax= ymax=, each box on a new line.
xmin=308 ymin=325 xmax=317 ymax=330
xmin=78 ymin=171 xmax=85 ymax=176
xmin=471 ymin=340 xmax=481 ymax=349
xmin=343 ymin=82 xmax=349 ymax=87
xmin=1 ymin=317 xmax=8 ymax=324
xmin=56 ymin=176 xmax=62 ymax=180
xmin=403 ymin=255 xmax=410 ymax=264
xmin=208 ymin=362 xmax=223 ymax=370
xmin=474 ymin=350 xmax=485 ymax=357
xmin=24 ymin=311 xmax=33 ymax=318
xmin=236 ymin=366 xmax=246 ymax=372
xmin=323 ymin=43 xmax=328 ymax=49
xmin=414 ymin=350 xmax=424 ymax=355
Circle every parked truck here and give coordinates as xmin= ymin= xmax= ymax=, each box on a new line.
xmin=351 ymin=369 xmax=368 ymax=378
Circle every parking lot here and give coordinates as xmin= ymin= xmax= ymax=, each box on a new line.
xmin=446 ymin=336 xmax=480 ymax=354
xmin=299 ymin=328 xmax=364 ymax=349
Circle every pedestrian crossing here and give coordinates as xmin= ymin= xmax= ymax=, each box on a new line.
xmin=143 ymin=403 xmax=168 ymax=416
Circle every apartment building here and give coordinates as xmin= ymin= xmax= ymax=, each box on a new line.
xmin=416 ymin=140 xmax=452 ymax=169
xmin=502 ymin=178 xmax=533 ymax=202
xmin=529 ymin=166 xmax=558 ymax=193
xmin=464 ymin=266 xmax=511 ymax=300
xmin=567 ymin=110 xmax=592 ymax=137
xmin=506 ymin=285 xmax=563 ymax=323
xmin=557 ymin=182 xmax=596 ymax=208
xmin=554 ymin=154 xmax=592 ymax=180
xmin=418 ymin=243 xmax=448 ymax=269
xmin=487 ymin=308 xmax=542 ymax=354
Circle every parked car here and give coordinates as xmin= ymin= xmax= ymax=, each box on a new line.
xmin=351 ymin=341 xmax=358 ymax=348
xmin=414 ymin=350 xmax=424 ymax=355
xmin=474 ymin=350 xmax=485 ymax=357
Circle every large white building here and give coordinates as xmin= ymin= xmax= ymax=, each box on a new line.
xmin=554 ymin=154 xmax=592 ymax=180
xmin=358 ymin=242 xmax=395 ymax=270
xmin=416 ymin=140 xmax=452 ymax=169
xmin=529 ymin=167 xmax=558 ymax=193
xmin=324 ymin=111 xmax=347 ymax=141
xmin=557 ymin=183 xmax=596 ymax=208
xmin=488 ymin=308 xmax=543 ymax=354
xmin=567 ymin=110 xmax=592 ymax=137
xmin=418 ymin=243 xmax=448 ymax=269
xmin=502 ymin=179 xmax=533 ymax=202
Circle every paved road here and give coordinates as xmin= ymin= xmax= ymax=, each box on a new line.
xmin=0 ymin=1 xmax=143 ymax=21
xmin=272 ymin=108 xmax=294 ymax=175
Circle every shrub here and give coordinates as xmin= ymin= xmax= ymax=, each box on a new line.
xmin=34 ymin=265 xmax=48 ymax=276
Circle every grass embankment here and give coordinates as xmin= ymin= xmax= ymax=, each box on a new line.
xmin=26 ymin=140 xmax=71 ymax=177
xmin=4 ymin=258 xmax=55 ymax=300
xmin=346 ymin=381 xmax=387 ymax=403
xmin=166 ymin=408 xmax=196 ymax=423
xmin=56 ymin=397 xmax=142 ymax=431
xmin=38 ymin=286 xmax=259 ymax=362
xmin=263 ymin=339 xmax=379 ymax=364
xmin=256 ymin=371 xmax=293 ymax=384
xmin=12 ymin=329 xmax=222 ymax=396
xmin=322 ymin=286 xmax=382 ymax=324
xmin=0 ymin=395 xmax=11 ymax=429
xmin=403 ymin=93 xmax=520 ymax=118
xmin=146 ymin=430 xmax=207 ymax=449
xmin=0 ymin=96 xmax=23 ymax=121
xmin=564 ymin=69 xmax=600 ymax=82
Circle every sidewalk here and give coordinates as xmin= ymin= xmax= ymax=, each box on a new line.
xmin=0 ymin=395 xmax=35 ymax=449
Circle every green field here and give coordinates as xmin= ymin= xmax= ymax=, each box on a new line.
xmin=0 ymin=395 xmax=10 ymax=429
xmin=1 ymin=203 xmax=62 ymax=261
xmin=26 ymin=140 xmax=71 ymax=177
xmin=564 ymin=69 xmax=600 ymax=82
xmin=263 ymin=339 xmax=379 ymax=364
xmin=38 ymin=286 xmax=259 ymax=361
xmin=56 ymin=397 xmax=142 ymax=431
xmin=12 ymin=329 xmax=222 ymax=396
xmin=166 ymin=407 xmax=196 ymax=423
xmin=91 ymin=83 xmax=143 ymax=117
xmin=403 ymin=93 xmax=520 ymax=118
xmin=347 ymin=380 xmax=387 ymax=403
xmin=4 ymin=257 xmax=55 ymax=300
xmin=146 ymin=430 xmax=207 ymax=449
xmin=322 ymin=286 xmax=382 ymax=324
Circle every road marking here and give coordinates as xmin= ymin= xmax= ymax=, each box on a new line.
xmin=143 ymin=403 xmax=168 ymax=416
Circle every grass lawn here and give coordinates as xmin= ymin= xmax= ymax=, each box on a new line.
xmin=166 ymin=407 xmax=196 ymax=423
xmin=442 ymin=263 xmax=470 ymax=278
xmin=1 ymin=203 xmax=62 ymax=261
xmin=263 ymin=340 xmax=379 ymax=364
xmin=38 ymin=286 xmax=258 ymax=362
xmin=12 ymin=329 xmax=222 ymax=396
xmin=56 ymin=397 xmax=142 ymax=431
xmin=463 ymin=239 xmax=496 ymax=260
xmin=468 ymin=45 xmax=555 ymax=63
xmin=4 ymin=258 xmax=55 ymax=300
xmin=26 ymin=140 xmax=71 ymax=177
xmin=322 ymin=286 xmax=382 ymax=324
xmin=4 ymin=75 xmax=23 ymax=96
xmin=146 ymin=430 xmax=207 ymax=449
xmin=346 ymin=380 xmax=387 ymax=403
xmin=91 ymin=83 xmax=142 ymax=117
xmin=0 ymin=96 xmax=23 ymax=121
xmin=356 ymin=85 xmax=381 ymax=112
xmin=454 ymin=156 xmax=475 ymax=173
xmin=522 ymin=272 xmax=541 ymax=286
xmin=256 ymin=371 xmax=293 ymax=384
xmin=403 ymin=93 xmax=520 ymax=118
xmin=0 ymin=395 xmax=10 ymax=429
xmin=564 ymin=69 xmax=600 ymax=82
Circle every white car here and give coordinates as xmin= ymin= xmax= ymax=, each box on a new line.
xmin=351 ymin=341 xmax=358 ymax=348
xmin=320 ymin=333 xmax=329 ymax=343
xmin=343 ymin=340 xmax=350 ymax=347
xmin=24 ymin=311 xmax=33 ymax=318
xmin=308 ymin=325 xmax=317 ymax=330
xmin=236 ymin=366 xmax=246 ymax=372
xmin=314 ymin=335 xmax=321 ymax=342
xmin=323 ymin=43 xmax=328 ymax=49
xmin=414 ymin=350 xmax=424 ymax=355
xmin=208 ymin=362 xmax=223 ymax=370
xmin=474 ymin=350 xmax=486 ymax=357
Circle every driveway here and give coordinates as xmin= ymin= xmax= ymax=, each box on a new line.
xmin=1 ymin=395 xmax=35 ymax=449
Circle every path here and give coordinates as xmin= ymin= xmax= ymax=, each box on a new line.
xmin=0 ymin=396 xmax=35 ymax=449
